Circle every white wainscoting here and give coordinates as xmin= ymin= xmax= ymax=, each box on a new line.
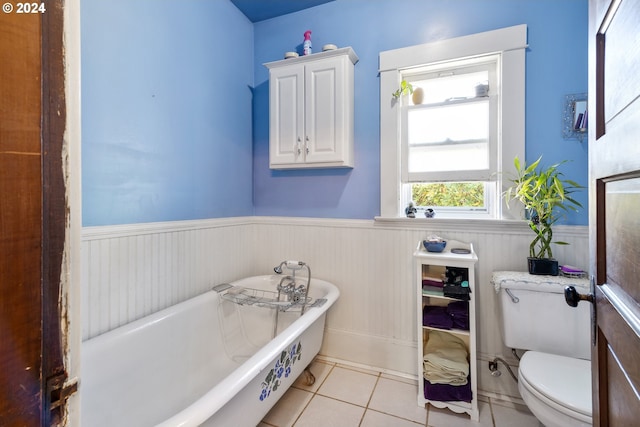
xmin=81 ymin=216 xmax=588 ymax=400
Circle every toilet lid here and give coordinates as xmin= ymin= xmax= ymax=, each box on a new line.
xmin=519 ymin=351 xmax=592 ymax=417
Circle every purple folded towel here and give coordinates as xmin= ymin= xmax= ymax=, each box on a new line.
xmin=423 ymin=279 xmax=444 ymax=288
xmin=446 ymin=301 xmax=469 ymax=331
xmin=423 ymin=305 xmax=453 ymax=329
xmin=424 ymin=377 xmax=472 ymax=402
xmin=446 ymin=301 xmax=468 ymax=315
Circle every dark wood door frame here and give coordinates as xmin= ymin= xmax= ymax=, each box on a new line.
xmin=42 ymin=0 xmax=76 ymax=423
xmin=0 ymin=0 xmax=71 ymax=424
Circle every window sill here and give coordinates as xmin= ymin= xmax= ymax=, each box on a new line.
xmin=373 ymin=216 xmax=588 ymax=236
xmin=374 ymin=215 xmax=528 ymax=233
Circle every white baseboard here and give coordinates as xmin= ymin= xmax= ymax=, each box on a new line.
xmin=320 ymin=327 xmax=417 ymax=377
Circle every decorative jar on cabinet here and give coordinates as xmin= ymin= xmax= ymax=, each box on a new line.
xmin=264 ymin=47 xmax=358 ymax=169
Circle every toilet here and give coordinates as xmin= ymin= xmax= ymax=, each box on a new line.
xmin=493 ymin=271 xmax=592 ymax=427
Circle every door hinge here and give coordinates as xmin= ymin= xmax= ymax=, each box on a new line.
xmin=46 ymin=373 xmax=78 ymax=412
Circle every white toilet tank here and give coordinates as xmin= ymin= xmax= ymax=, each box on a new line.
xmin=493 ymin=271 xmax=591 ymax=360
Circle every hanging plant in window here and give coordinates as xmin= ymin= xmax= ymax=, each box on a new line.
xmin=392 ymin=79 xmax=413 ymax=99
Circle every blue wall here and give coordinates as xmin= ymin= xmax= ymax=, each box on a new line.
xmin=252 ymin=0 xmax=589 ymax=224
xmin=81 ymin=0 xmax=589 ymax=226
xmin=81 ymin=0 xmax=254 ymax=226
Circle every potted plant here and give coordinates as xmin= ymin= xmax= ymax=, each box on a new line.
xmin=392 ymin=79 xmax=413 ymax=100
xmin=503 ymin=156 xmax=584 ymax=275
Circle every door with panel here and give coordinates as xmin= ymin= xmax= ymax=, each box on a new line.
xmin=588 ymin=0 xmax=640 ymax=425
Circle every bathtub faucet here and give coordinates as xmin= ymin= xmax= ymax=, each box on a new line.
xmin=273 ymin=260 xmax=312 ymax=314
xmin=277 ymin=277 xmax=308 ymax=304
xmin=277 ymin=276 xmax=296 ymax=296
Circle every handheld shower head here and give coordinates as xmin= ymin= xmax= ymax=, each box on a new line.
xmin=274 ymin=260 xmax=306 ymax=274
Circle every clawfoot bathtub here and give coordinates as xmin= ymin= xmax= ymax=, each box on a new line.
xmin=81 ymin=275 xmax=339 ymax=426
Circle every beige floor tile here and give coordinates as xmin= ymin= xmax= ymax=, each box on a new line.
xmin=262 ymin=387 xmax=313 ymax=427
xmin=292 ymin=360 xmax=334 ymax=393
xmin=262 ymin=361 xmax=544 ymax=427
xmin=427 ymin=401 xmax=493 ymax=427
xmin=361 ymin=409 xmax=425 ymax=427
xmin=368 ymin=377 xmax=428 ymax=424
xmin=491 ymin=402 xmax=541 ymax=427
xmin=316 ymin=366 xmax=378 ymax=407
xmin=293 ymin=395 xmax=365 ymax=427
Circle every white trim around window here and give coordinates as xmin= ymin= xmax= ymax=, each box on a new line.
xmin=379 ymin=24 xmax=527 ymax=219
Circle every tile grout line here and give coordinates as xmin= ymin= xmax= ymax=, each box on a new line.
xmin=357 ymin=371 xmax=382 ymax=426
xmin=290 ymin=361 xmax=337 ymax=427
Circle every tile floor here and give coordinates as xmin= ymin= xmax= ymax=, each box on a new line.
xmin=259 ymin=359 xmax=541 ymax=427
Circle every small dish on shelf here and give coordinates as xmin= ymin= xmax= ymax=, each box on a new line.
xmin=423 ymin=239 xmax=447 ymax=253
xmin=451 ymin=248 xmax=471 ymax=255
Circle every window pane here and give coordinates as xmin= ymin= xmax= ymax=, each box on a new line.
xmin=407 ymin=101 xmax=489 ymax=173
xmin=408 ymin=101 xmax=489 ymax=144
xmin=412 ymin=182 xmax=485 ymax=208
xmin=412 ymin=71 xmax=488 ymax=104
xmin=408 ymin=142 xmax=489 ymax=173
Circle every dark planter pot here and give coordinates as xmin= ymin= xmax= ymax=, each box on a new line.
xmin=527 ymin=257 xmax=559 ymax=276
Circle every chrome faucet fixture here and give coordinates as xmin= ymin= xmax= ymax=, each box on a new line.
xmin=274 ymin=260 xmax=306 ymax=274
xmin=273 ymin=260 xmax=312 ymax=314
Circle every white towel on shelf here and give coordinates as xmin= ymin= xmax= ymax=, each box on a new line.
xmin=423 ymin=330 xmax=469 ymax=385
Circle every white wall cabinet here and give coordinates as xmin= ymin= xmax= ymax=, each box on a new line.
xmin=264 ymin=47 xmax=358 ymax=169
xmin=414 ymin=240 xmax=479 ymax=421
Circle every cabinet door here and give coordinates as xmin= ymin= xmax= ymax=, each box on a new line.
xmin=269 ymin=65 xmax=305 ymax=166
xmin=304 ymin=56 xmax=349 ymax=164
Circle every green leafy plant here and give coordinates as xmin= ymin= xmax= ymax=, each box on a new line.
xmin=392 ymin=79 xmax=413 ymax=99
xmin=503 ymin=156 xmax=584 ymax=259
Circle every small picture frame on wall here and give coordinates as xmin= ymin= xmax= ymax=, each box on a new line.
xmin=563 ymin=93 xmax=587 ymax=141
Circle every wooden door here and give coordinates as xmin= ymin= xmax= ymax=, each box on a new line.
xmin=0 ymin=1 xmax=72 ymax=424
xmin=589 ymin=0 xmax=640 ymax=425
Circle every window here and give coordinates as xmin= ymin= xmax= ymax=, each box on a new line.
xmin=402 ymin=58 xmax=498 ymax=217
xmin=379 ymin=25 xmax=527 ymax=219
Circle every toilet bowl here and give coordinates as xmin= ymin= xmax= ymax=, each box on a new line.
xmin=518 ymin=351 xmax=591 ymax=427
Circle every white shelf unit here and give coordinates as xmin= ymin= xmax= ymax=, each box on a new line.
xmin=414 ymin=239 xmax=479 ymax=421
xmin=264 ymin=47 xmax=358 ymax=169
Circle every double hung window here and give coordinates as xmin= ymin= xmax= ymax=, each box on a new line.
xmin=401 ymin=58 xmax=498 ymax=216
xmin=379 ymin=25 xmax=527 ymax=220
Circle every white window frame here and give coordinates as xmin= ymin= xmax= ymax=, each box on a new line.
xmin=379 ymin=25 xmax=527 ymax=219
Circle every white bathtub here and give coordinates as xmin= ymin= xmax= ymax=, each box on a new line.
xmin=81 ymin=275 xmax=339 ymax=427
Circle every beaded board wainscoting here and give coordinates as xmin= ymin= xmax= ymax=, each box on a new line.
xmin=81 ymin=216 xmax=588 ymax=403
